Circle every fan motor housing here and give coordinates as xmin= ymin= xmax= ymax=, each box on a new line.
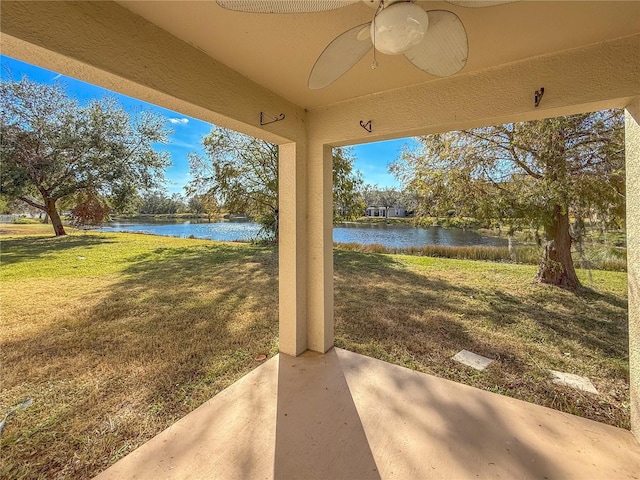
xmin=370 ymin=2 xmax=430 ymax=55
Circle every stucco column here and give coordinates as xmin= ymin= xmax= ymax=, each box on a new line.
xmin=626 ymin=99 xmax=640 ymax=441
xmin=279 ymin=142 xmax=308 ymax=356
xmin=306 ymin=143 xmax=334 ymax=353
xmin=278 ymin=141 xmax=334 ymax=355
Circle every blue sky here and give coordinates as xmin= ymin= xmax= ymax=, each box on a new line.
xmin=1 ymin=55 xmax=406 ymax=194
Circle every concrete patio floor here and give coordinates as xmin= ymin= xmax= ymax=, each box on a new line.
xmin=95 ymin=348 xmax=640 ymax=479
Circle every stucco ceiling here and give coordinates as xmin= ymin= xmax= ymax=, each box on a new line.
xmin=116 ymin=1 xmax=639 ymax=110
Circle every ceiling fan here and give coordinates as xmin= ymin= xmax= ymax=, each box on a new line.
xmin=216 ymin=1 xmax=516 ymax=89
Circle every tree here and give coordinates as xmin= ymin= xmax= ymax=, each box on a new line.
xmin=187 ymin=193 xmax=220 ymax=221
xmin=187 ymin=126 xmax=364 ymax=239
xmin=362 ymin=185 xmax=416 ymax=212
xmin=390 ymin=110 xmax=624 ymax=290
xmin=170 ymin=193 xmax=189 ymax=214
xmin=0 ymin=195 xmax=10 ymax=214
xmin=199 ymin=193 xmax=220 ymax=222
xmin=68 ymin=189 xmax=110 ymax=227
xmin=0 ymin=77 xmax=171 ymax=236
xmin=137 ymin=191 xmax=187 ymax=215
xmin=188 ymin=195 xmax=205 ymax=215
xmin=333 ymin=148 xmax=365 ymax=221
xmin=187 ymin=127 xmax=277 ymax=226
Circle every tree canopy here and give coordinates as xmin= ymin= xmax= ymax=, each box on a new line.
xmin=137 ymin=192 xmax=188 ymax=215
xmin=361 ymin=185 xmax=416 ymax=212
xmin=187 ymin=126 xmax=364 ymax=240
xmin=0 ymin=77 xmax=171 ymax=235
xmin=391 ymin=110 xmax=625 ymax=289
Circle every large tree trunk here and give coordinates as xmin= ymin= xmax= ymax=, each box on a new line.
xmin=45 ymin=198 xmax=66 ymax=236
xmin=536 ymin=205 xmax=580 ymax=290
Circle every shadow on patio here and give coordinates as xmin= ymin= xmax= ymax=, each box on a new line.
xmin=95 ymin=348 xmax=640 ymax=480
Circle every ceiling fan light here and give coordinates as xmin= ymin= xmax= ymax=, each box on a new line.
xmin=370 ymin=2 xmax=429 ymax=55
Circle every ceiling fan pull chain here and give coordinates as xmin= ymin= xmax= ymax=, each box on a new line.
xmin=371 ymin=1 xmax=383 ymax=69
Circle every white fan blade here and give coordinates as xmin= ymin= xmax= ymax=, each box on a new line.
xmin=446 ymin=1 xmax=517 ymax=7
xmin=309 ymin=23 xmax=373 ymax=90
xmin=404 ymin=10 xmax=468 ymax=77
xmin=216 ymin=0 xmax=358 ymax=13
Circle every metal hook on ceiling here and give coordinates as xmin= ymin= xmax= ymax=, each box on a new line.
xmin=534 ymin=87 xmax=544 ymax=107
xmin=260 ymin=112 xmax=285 ymax=126
xmin=360 ymin=120 xmax=373 ymax=133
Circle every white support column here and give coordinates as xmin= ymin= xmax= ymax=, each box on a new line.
xmin=278 ymin=142 xmax=308 ymax=356
xmin=306 ymin=143 xmax=334 ymax=353
xmin=625 ymin=98 xmax=640 ymax=441
xmin=278 ymin=141 xmax=334 ymax=355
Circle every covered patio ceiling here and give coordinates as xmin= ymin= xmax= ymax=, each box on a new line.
xmin=2 ymin=1 xmax=638 ymax=146
xmin=115 ymin=1 xmax=640 ymax=110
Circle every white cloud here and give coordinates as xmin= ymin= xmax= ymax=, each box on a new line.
xmin=169 ymin=139 xmax=200 ymax=150
xmin=169 ymin=117 xmax=189 ymax=125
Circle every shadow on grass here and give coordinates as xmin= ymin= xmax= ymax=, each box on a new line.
xmin=1 ymin=245 xmax=629 ymax=479
xmin=0 ymin=234 xmax=116 ymax=266
xmin=578 ymin=285 xmax=628 ymax=310
xmin=334 ymin=250 xmax=524 ymax=370
xmin=334 ymin=250 xmax=627 ymax=360
xmin=89 ymin=244 xmax=279 ymax=401
xmin=333 ymin=249 xmax=629 ymax=429
xmin=1 ymin=242 xmax=279 ymax=479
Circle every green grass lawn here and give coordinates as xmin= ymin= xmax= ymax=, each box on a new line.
xmin=334 ymin=251 xmax=629 ymax=429
xmin=1 ymin=227 xmax=279 ymax=479
xmin=0 ymin=225 xmax=630 ymax=479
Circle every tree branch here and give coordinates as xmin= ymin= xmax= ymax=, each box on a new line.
xmin=17 ymin=196 xmax=45 ymax=211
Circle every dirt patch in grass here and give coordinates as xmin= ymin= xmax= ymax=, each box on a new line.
xmin=0 ymin=228 xmax=630 ymax=479
xmin=0 ymin=223 xmax=67 ymax=237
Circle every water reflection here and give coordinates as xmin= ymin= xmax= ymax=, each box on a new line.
xmin=100 ymin=221 xmax=507 ymax=248
xmin=100 ymin=221 xmax=263 ymax=242
xmin=333 ymin=223 xmax=507 ymax=248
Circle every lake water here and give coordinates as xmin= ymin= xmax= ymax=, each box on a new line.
xmin=100 ymin=220 xmax=508 ymax=248
xmin=334 ymin=222 xmax=507 ymax=248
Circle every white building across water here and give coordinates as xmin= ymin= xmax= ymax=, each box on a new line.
xmin=365 ymin=206 xmax=408 ymax=218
